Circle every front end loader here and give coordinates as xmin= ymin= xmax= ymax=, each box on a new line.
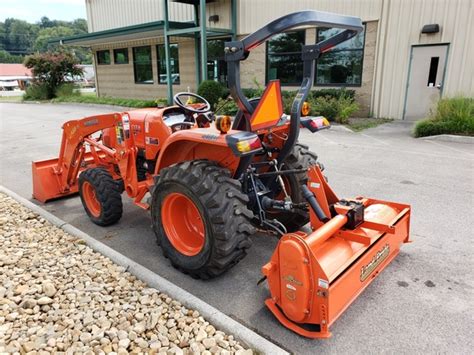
xmin=32 ymin=10 xmax=411 ymax=339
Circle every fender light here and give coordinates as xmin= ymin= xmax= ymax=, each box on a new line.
xmin=216 ymin=115 xmax=232 ymax=134
xmin=301 ymin=116 xmax=331 ymax=133
xmin=236 ymin=137 xmax=261 ymax=152
xmin=301 ymin=101 xmax=311 ymax=116
xmin=226 ymin=132 xmax=263 ymax=156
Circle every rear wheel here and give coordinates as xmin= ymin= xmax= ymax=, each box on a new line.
xmin=272 ymin=143 xmax=323 ymax=232
xmin=79 ymin=168 xmax=123 ymax=226
xmin=151 ymin=160 xmax=255 ymax=279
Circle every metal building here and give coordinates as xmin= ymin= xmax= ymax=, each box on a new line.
xmin=60 ymin=0 xmax=474 ymax=119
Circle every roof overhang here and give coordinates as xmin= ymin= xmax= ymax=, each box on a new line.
xmin=52 ymin=21 xmax=196 ymax=47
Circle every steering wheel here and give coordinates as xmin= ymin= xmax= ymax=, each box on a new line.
xmin=173 ymin=92 xmax=211 ymax=114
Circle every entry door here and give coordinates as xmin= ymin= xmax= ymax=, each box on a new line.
xmin=404 ymin=44 xmax=448 ymax=120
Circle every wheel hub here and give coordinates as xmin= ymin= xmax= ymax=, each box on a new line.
xmin=82 ymin=181 xmax=101 ymax=218
xmin=161 ymin=192 xmax=205 ymax=256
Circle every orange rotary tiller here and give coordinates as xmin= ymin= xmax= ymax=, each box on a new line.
xmin=263 ymin=166 xmax=411 ymax=338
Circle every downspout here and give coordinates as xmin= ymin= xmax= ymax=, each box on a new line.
xmin=199 ymin=0 xmax=208 ymax=81
xmin=92 ymin=48 xmax=100 ymax=97
xmin=162 ymin=0 xmax=173 ymax=104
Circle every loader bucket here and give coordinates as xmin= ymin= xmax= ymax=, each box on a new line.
xmin=32 ymin=158 xmax=79 ymax=203
xmin=263 ymin=198 xmax=411 ymax=338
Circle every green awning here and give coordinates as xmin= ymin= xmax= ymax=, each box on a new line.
xmin=53 ymin=21 xmax=196 ymax=46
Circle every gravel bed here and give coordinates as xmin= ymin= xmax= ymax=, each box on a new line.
xmin=0 ymin=193 xmax=253 ymax=354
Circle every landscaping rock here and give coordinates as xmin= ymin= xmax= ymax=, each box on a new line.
xmin=0 ymin=192 xmax=252 ymax=353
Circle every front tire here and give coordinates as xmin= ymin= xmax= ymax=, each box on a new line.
xmin=151 ymin=160 xmax=255 ymax=279
xmin=79 ymin=168 xmax=123 ymax=226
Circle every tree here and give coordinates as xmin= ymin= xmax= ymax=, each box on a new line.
xmin=5 ymin=19 xmax=39 ymax=55
xmin=24 ymin=51 xmax=83 ymax=99
xmin=34 ymin=26 xmax=74 ymax=52
xmin=0 ymin=22 xmax=5 ymax=50
xmin=0 ymin=49 xmax=23 ymax=63
xmin=0 ymin=17 xmax=91 ymax=64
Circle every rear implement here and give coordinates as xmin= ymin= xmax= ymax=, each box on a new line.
xmin=263 ymin=166 xmax=411 ymax=338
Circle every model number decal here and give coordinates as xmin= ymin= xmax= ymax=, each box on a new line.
xmin=84 ymin=118 xmax=99 ymax=126
xmin=202 ymin=134 xmax=219 ymax=141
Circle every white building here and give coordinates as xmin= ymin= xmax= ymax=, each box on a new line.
xmin=59 ymin=0 xmax=474 ymax=119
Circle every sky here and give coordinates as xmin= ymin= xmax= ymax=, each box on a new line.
xmin=1 ymin=0 xmax=87 ymax=23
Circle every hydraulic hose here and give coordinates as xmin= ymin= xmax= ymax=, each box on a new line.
xmin=301 ymin=184 xmax=329 ymax=223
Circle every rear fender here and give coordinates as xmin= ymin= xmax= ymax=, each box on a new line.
xmin=154 ymin=128 xmax=240 ymax=174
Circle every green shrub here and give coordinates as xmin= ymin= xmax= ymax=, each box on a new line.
xmin=312 ymin=96 xmax=339 ymax=121
xmin=23 ymin=83 xmax=50 ymax=101
xmin=51 ymin=94 xmax=166 ymax=108
xmin=337 ymin=96 xmax=360 ymax=124
xmin=310 ymin=94 xmax=359 ymax=123
xmin=242 ymin=87 xmax=264 ymax=99
xmin=55 ymin=83 xmax=77 ymax=98
xmin=215 ymin=98 xmax=239 ymax=116
xmin=212 ymin=86 xmax=357 ymax=119
xmin=414 ymin=97 xmax=474 ymax=137
xmin=310 ymin=88 xmax=355 ymax=101
xmin=24 ymin=51 xmax=83 ymax=99
xmin=220 ymin=86 xmax=230 ymax=99
xmin=197 ymin=80 xmax=224 ymax=109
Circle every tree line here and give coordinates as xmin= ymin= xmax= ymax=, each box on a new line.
xmin=0 ymin=16 xmax=91 ymax=64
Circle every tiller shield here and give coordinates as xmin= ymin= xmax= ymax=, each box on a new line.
xmin=263 ymin=166 xmax=411 ymax=338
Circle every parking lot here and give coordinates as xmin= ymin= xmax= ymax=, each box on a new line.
xmin=1 ymin=102 xmax=473 ymax=354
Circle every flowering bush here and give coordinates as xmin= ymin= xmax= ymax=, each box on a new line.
xmin=24 ymin=51 xmax=83 ymax=99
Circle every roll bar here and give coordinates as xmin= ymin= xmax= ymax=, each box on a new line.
xmin=224 ymin=10 xmax=363 ymax=166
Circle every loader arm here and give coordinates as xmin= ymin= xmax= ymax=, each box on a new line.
xmin=32 ymin=112 xmax=139 ymax=203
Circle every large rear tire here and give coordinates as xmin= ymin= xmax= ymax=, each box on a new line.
xmin=79 ymin=168 xmax=123 ymax=226
xmin=150 ymin=160 xmax=255 ymax=279
xmin=272 ymin=143 xmax=322 ymax=232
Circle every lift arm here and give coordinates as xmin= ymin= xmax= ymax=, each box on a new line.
xmin=32 ymin=112 xmax=138 ymax=202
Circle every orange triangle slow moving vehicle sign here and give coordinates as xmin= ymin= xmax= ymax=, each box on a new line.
xmin=250 ymin=80 xmax=283 ymax=131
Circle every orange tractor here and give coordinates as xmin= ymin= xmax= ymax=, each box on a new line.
xmin=33 ymin=11 xmax=411 ymax=338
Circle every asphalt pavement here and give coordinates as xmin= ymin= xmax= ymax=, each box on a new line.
xmin=1 ymin=102 xmax=473 ymax=354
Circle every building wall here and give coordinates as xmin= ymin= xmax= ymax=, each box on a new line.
xmin=237 ymin=0 xmax=382 ymax=33
xmin=92 ymin=38 xmax=197 ymax=100
xmin=372 ymin=0 xmax=473 ymax=119
xmin=86 ymin=0 xmax=473 ymax=119
xmin=85 ymin=0 xmax=194 ymax=32
xmin=239 ymin=21 xmax=378 ymax=116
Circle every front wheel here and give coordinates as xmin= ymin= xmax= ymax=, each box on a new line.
xmin=78 ymin=168 xmax=123 ymax=226
xmin=150 ymin=160 xmax=255 ymax=279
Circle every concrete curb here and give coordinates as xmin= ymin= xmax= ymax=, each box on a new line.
xmin=329 ymin=124 xmax=353 ymax=133
xmin=420 ymin=134 xmax=474 ymax=144
xmin=0 ymin=186 xmax=289 ymax=355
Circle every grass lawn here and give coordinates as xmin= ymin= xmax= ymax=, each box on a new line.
xmin=51 ymin=93 xmax=166 ymax=108
xmin=0 ymin=96 xmax=22 ymax=103
xmin=345 ymin=117 xmax=394 ymax=132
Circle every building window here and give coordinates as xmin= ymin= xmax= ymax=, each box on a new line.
xmin=96 ymin=50 xmax=110 ymax=65
xmin=157 ymin=43 xmax=180 ymax=84
xmin=207 ymin=38 xmax=230 ymax=84
xmin=133 ymin=46 xmax=153 ymax=84
xmin=266 ymin=31 xmax=305 ymax=86
xmin=315 ymin=25 xmax=365 ymax=86
xmin=114 ymin=48 xmax=129 ymax=64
